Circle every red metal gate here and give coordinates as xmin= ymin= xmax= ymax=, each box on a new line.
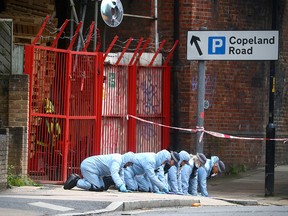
xmin=25 ymin=45 xmax=103 ymax=183
xmin=101 ymin=37 xmax=177 ymax=154
xmin=25 ymin=17 xmax=178 ymax=183
xmin=101 ymin=64 xmax=171 ymax=154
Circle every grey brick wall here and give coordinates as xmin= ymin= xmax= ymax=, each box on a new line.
xmin=0 ymin=128 xmax=9 ymax=190
xmin=8 ymin=127 xmax=28 ymax=177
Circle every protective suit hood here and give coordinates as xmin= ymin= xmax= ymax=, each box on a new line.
xmin=121 ymin=152 xmax=135 ymax=168
xmin=156 ymin=150 xmax=171 ymax=168
xmin=179 ymin=150 xmax=190 ymax=164
xmin=210 ymin=156 xmax=219 ymax=165
xmin=205 ymin=156 xmax=220 ymax=174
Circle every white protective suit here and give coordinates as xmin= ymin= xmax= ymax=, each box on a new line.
xmin=167 ymin=150 xmax=190 ymax=194
xmin=77 ymin=152 xmax=135 ymax=191
xmin=124 ymin=149 xmax=171 ymax=192
xmin=180 ymin=157 xmax=199 ymax=195
xmin=197 ymin=156 xmax=220 ymax=197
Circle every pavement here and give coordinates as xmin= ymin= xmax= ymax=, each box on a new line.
xmin=0 ymin=165 xmax=287 ymax=215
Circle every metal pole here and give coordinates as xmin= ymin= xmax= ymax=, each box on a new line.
xmin=70 ymin=5 xmax=74 ymax=40
xmin=154 ymin=0 xmax=159 ymax=51
xmin=69 ymin=0 xmax=85 ymax=47
xmin=196 ymin=60 xmax=206 ymax=153
xmin=93 ymin=0 xmax=99 ymax=51
xmin=172 ymin=0 xmax=180 ymax=151
xmin=195 ymin=27 xmax=207 ymax=154
xmin=265 ymin=0 xmax=278 ymax=197
xmin=76 ymin=1 xmax=87 ymax=51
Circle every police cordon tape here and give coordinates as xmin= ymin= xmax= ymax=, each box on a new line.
xmin=126 ymin=114 xmax=288 ymax=143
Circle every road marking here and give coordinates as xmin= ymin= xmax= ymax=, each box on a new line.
xmin=29 ymin=202 xmax=74 ymax=212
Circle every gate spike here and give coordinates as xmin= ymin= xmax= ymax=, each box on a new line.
xmin=103 ymin=35 xmax=119 ymax=61
xmin=82 ymin=22 xmax=95 ymax=51
xmin=129 ymin=37 xmax=144 ymax=66
xmin=32 ymin=15 xmax=50 ymax=45
xmin=148 ymin=40 xmax=166 ymax=67
xmin=115 ymin=37 xmax=133 ymax=65
xmin=67 ymin=22 xmax=83 ymax=50
xmin=51 ymin=19 xmax=69 ymax=48
xmin=133 ymin=38 xmax=150 ymax=66
xmin=163 ymin=40 xmax=179 ymax=67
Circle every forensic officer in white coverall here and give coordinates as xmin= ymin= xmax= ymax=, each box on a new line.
xmin=64 ymin=152 xmax=135 ymax=192
xmin=197 ymin=156 xmax=225 ymax=197
xmin=165 ymin=150 xmax=190 ymax=194
xmin=124 ymin=149 xmax=171 ymax=193
xmin=180 ymin=153 xmax=207 ymax=195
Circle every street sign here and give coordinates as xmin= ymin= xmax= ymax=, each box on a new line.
xmin=187 ymin=31 xmax=279 ymax=60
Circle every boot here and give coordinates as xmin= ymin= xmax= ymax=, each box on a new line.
xmin=89 ymin=185 xmax=105 ymax=192
xmin=63 ymin=173 xmax=80 ymax=190
xmin=103 ymin=176 xmax=115 ymax=190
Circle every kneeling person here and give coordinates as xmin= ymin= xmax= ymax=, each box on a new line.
xmin=64 ymin=152 xmax=135 ymax=192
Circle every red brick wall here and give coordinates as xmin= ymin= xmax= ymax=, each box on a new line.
xmin=156 ymin=0 xmax=288 ymax=168
xmin=275 ymin=0 xmax=288 ymax=165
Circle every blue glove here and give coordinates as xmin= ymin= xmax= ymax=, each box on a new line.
xmin=119 ymin=184 xmax=131 ymax=192
xmin=161 ymin=187 xmax=169 ymax=194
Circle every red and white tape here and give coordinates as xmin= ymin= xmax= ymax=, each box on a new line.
xmin=127 ymin=114 xmax=288 ymax=143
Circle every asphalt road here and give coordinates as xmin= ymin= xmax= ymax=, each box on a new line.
xmin=0 ymin=197 xmax=110 ymax=216
xmin=101 ymin=206 xmax=288 ymax=216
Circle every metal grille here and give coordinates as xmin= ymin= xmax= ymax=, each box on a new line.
xmin=101 ymin=65 xmax=128 ymax=154
xmin=136 ymin=67 xmax=163 ymax=152
xmin=25 ymin=38 xmax=175 ymax=183
xmin=26 ymin=45 xmax=103 ymax=182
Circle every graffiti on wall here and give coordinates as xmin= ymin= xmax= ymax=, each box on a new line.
xmin=192 ymin=74 xmax=217 ymax=108
xmin=140 ymin=73 xmax=160 ymax=114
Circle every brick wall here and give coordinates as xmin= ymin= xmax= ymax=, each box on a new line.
xmin=157 ymin=0 xmax=288 ymax=168
xmin=0 ymin=128 xmax=9 ymax=190
xmin=7 ymin=75 xmax=29 ymax=176
xmin=274 ymin=0 xmax=288 ymax=165
xmin=8 ymin=75 xmax=29 ymax=128
xmin=8 ymin=127 xmax=28 ymax=177
xmin=0 ymin=76 xmax=9 ymax=127
xmin=0 ymin=74 xmax=29 ymax=183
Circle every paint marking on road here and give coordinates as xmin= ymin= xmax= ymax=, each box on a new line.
xmin=29 ymin=201 xmax=74 ymax=212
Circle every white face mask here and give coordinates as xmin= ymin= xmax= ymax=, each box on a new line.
xmin=194 ymin=163 xmax=200 ymax=168
xmin=211 ymin=173 xmax=218 ymax=177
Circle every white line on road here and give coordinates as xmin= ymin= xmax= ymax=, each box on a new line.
xmin=29 ymin=201 xmax=74 ymax=212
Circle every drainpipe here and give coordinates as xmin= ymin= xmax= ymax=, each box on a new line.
xmin=93 ymin=0 xmax=99 ymax=51
xmin=265 ymin=0 xmax=278 ymax=197
xmin=172 ymin=0 xmax=180 ymax=150
xmin=155 ymin=0 xmax=159 ymax=51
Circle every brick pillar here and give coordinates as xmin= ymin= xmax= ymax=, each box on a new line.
xmin=0 ymin=128 xmax=9 ymax=190
xmin=0 ymin=76 xmax=9 ymax=127
xmin=8 ymin=74 xmax=29 ymax=127
xmin=8 ymin=127 xmax=28 ymax=177
xmin=8 ymin=74 xmax=29 ymax=177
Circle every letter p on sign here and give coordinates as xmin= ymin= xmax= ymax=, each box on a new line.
xmin=208 ymin=36 xmax=226 ymax=54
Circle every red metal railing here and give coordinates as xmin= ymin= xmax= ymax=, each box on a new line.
xmin=25 ymin=45 xmax=103 ymax=183
xmin=25 ymin=16 xmax=178 ymax=183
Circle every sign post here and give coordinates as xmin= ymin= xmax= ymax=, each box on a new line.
xmin=187 ymin=30 xmax=279 ymax=192
xmin=196 ymin=59 xmax=205 ymax=153
xmin=195 ymin=27 xmax=207 ymax=154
